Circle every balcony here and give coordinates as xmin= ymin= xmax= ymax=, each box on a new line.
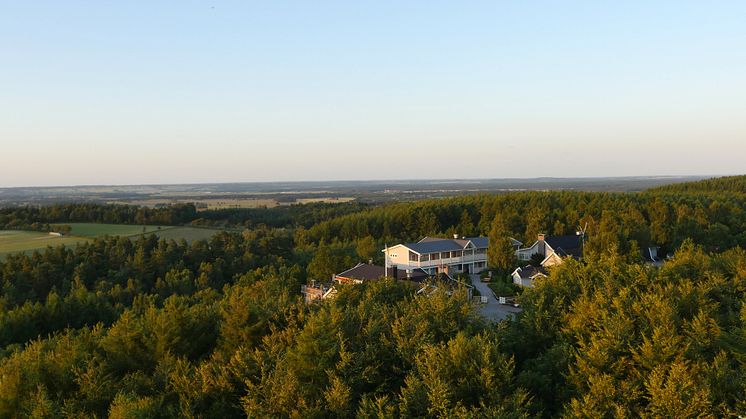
xmin=404 ymin=253 xmax=487 ymax=269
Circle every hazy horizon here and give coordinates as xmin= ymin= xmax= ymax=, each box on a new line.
xmin=3 ymin=1 xmax=745 ymax=187
xmin=0 ymin=174 xmax=722 ymax=190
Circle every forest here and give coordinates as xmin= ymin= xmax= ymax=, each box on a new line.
xmin=0 ymin=176 xmax=745 ymax=417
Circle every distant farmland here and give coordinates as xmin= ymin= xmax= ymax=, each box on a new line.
xmin=108 ymin=197 xmax=356 ymax=210
xmin=0 ymin=223 xmax=225 ymax=259
xmin=0 ymin=230 xmax=91 ymax=258
xmin=64 ymin=223 xmax=167 ymax=237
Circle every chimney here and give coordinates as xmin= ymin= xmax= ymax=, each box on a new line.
xmin=368 ymin=259 xmax=373 ymax=265
xmin=453 ymin=234 xmax=459 ymax=239
xmin=538 ymin=234 xmax=546 ymax=257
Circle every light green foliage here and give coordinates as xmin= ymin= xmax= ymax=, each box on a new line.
xmin=356 ymin=235 xmax=378 ymax=262
xmin=487 ymin=217 xmax=517 ymax=271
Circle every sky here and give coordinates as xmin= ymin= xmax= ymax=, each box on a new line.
xmin=1 ymin=1 xmax=745 ymax=187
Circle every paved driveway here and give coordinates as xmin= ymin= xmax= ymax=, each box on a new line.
xmin=470 ymin=274 xmax=522 ymax=322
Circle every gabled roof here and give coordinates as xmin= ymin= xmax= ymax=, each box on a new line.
xmin=544 ymin=235 xmax=582 ymax=257
xmin=335 ymin=263 xmax=429 ymax=282
xmin=466 ymin=237 xmax=488 ymax=249
xmin=405 ymin=240 xmax=463 ymax=254
xmin=512 ymin=265 xmax=547 ymax=280
xmin=400 ymin=236 xmax=489 ymax=254
xmin=418 ymin=237 xmax=445 ymax=243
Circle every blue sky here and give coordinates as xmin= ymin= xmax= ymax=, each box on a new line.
xmin=1 ymin=1 xmax=745 ymax=186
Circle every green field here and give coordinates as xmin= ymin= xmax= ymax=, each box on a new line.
xmin=0 ymin=230 xmax=91 ymax=258
xmin=149 ymin=226 xmax=226 ymax=242
xmin=64 ymin=223 xmax=168 ymax=237
xmin=0 ymin=224 xmax=225 ymax=259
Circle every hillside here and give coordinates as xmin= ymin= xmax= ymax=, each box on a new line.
xmin=648 ymin=174 xmax=746 ymax=193
xmin=1 ymin=178 xmax=746 ymax=416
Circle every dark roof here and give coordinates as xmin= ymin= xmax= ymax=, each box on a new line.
xmin=515 ymin=265 xmax=547 ymax=280
xmin=467 ymin=237 xmax=489 ymax=248
xmin=545 ymin=235 xmax=582 ymax=257
xmin=335 ymin=263 xmax=429 ymax=282
xmin=418 ymin=237 xmax=445 ymax=243
xmin=403 ymin=236 xmax=488 ymax=254
xmin=405 ymin=239 xmax=463 ymax=254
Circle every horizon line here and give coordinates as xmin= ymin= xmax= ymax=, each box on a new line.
xmin=0 ymin=174 xmax=728 ymax=190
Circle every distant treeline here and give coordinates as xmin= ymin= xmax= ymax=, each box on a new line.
xmin=0 ymin=204 xmax=198 ymax=231
xmin=299 ymin=190 xmax=746 ymax=258
xmin=0 ymin=202 xmax=372 ymax=232
xmin=649 ymin=174 xmax=746 ymax=193
xmin=191 ymin=202 xmax=371 ymax=228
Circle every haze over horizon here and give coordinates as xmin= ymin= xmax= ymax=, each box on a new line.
xmin=0 ymin=174 xmax=724 ymax=191
xmin=2 ymin=1 xmax=745 ymax=187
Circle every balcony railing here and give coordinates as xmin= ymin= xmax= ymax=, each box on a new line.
xmin=403 ymin=254 xmax=487 ymax=268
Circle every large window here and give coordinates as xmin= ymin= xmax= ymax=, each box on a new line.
xmin=409 ymin=251 xmax=418 ymax=262
xmin=441 ymin=252 xmax=450 ymax=259
xmin=431 ymin=252 xmax=440 ymax=260
xmin=451 ymin=250 xmax=463 ymax=258
xmin=421 ymin=254 xmax=430 ymax=262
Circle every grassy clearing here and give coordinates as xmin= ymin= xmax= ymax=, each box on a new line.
xmin=0 ymin=230 xmax=90 ymax=259
xmin=1 ymin=224 xmax=225 ymax=259
xmin=149 ymin=226 xmax=224 ymax=242
xmin=63 ymin=223 xmax=224 ymax=242
xmin=64 ymin=223 xmax=169 ymax=237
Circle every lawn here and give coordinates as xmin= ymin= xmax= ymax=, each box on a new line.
xmin=63 ymin=223 xmax=225 ymax=242
xmin=0 ymin=230 xmax=90 ymax=259
xmin=0 ymin=224 xmax=225 ymax=259
xmin=64 ymin=223 xmax=170 ymax=237
xmin=487 ymin=276 xmax=521 ymax=297
xmin=148 ymin=226 xmax=224 ymax=242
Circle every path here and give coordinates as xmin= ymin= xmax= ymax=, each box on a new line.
xmin=470 ymin=274 xmax=522 ymax=322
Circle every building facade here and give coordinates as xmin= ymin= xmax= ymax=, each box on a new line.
xmin=515 ymin=234 xmax=583 ymax=267
xmin=382 ymin=236 xmax=489 ymax=275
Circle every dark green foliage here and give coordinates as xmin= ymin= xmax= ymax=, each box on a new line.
xmin=0 ymin=203 xmax=197 ymax=230
xmin=0 ymin=176 xmax=746 ymax=416
xmin=649 ymin=174 xmax=746 ymax=194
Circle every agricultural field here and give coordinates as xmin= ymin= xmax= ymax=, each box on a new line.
xmin=0 ymin=230 xmax=90 ymax=258
xmin=293 ymin=197 xmax=356 ymax=205
xmin=0 ymin=223 xmax=225 ymax=259
xmin=104 ymin=197 xmax=357 ymax=210
xmin=64 ymin=223 xmax=167 ymax=237
xmin=148 ymin=226 xmax=227 ymax=242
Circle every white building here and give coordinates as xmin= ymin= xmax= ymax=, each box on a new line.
xmin=511 ymin=265 xmax=547 ymax=288
xmin=515 ymin=234 xmax=583 ymax=268
xmin=383 ymin=235 xmax=489 ymax=275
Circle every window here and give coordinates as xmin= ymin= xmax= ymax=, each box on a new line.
xmin=421 ymin=254 xmax=430 ymax=262
xmin=409 ymin=251 xmax=418 ymax=262
xmin=452 ymin=250 xmax=463 ymax=258
xmin=441 ymin=252 xmax=449 ymax=259
xmin=431 ymin=252 xmax=440 ymax=260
